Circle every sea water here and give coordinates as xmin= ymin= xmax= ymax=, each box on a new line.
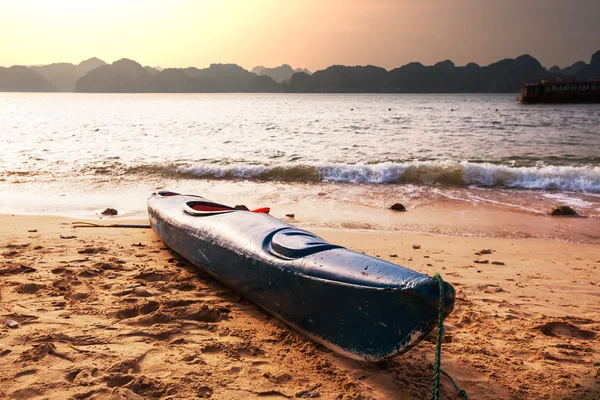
xmin=1 ymin=93 xmax=599 ymax=241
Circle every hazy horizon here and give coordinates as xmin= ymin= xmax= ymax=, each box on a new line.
xmin=1 ymin=0 xmax=599 ymax=71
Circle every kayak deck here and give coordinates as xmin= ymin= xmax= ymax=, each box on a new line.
xmin=148 ymin=192 xmax=455 ymax=361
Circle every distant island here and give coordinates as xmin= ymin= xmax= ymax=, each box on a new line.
xmin=251 ymin=64 xmax=312 ymax=83
xmin=1 ymin=51 xmax=599 ymax=93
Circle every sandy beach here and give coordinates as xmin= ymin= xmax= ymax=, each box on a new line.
xmin=0 ymin=212 xmax=598 ymax=400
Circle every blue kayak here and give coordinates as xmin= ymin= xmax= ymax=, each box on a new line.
xmin=148 ymin=191 xmax=455 ymax=361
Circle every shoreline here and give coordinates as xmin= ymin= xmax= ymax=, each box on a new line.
xmin=1 ymin=213 xmax=599 ymax=399
xmin=1 ymin=179 xmax=600 ymax=245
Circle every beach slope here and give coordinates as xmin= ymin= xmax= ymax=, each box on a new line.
xmin=0 ymin=215 xmax=598 ymax=399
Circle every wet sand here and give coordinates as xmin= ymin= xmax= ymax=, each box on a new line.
xmin=0 ymin=214 xmax=599 ymax=399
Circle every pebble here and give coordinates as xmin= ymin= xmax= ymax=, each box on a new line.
xmin=412 ymin=245 xmax=421 ymax=249
xmin=7 ymin=320 xmax=19 ymax=328
xmin=474 ymin=260 xmax=489 ymax=264
xmin=491 ymin=261 xmax=505 ymax=265
xmin=390 ymin=203 xmax=407 ymax=212
xmin=101 ymin=208 xmax=118 ymax=216
xmin=285 ymin=214 xmax=295 ymax=218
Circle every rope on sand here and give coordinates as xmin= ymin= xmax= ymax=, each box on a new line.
xmin=431 ymin=274 xmax=468 ymax=400
xmin=72 ymin=222 xmax=151 ymax=229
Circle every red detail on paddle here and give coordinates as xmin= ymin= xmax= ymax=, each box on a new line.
xmin=191 ymin=204 xmax=232 ymax=212
xmin=252 ymin=207 xmax=270 ymax=214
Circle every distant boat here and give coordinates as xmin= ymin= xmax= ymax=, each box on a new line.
xmin=517 ymin=78 xmax=600 ymax=103
xmin=148 ymin=191 xmax=455 ymax=361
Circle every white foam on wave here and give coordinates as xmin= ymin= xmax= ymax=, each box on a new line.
xmin=319 ymin=163 xmax=412 ymax=184
xmin=176 ymin=161 xmax=600 ymax=193
xmin=463 ymin=162 xmax=600 ymax=192
xmin=542 ymin=193 xmax=595 ymax=208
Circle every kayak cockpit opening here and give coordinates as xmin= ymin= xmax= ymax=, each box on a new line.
xmin=184 ymin=200 xmax=235 ymax=216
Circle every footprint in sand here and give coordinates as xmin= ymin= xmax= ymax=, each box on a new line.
xmin=78 ymin=268 xmax=103 ymax=278
xmin=168 ymin=282 xmax=197 ymax=291
xmin=18 ymin=343 xmax=56 ymax=362
xmin=17 ymin=283 xmax=43 ymax=294
xmin=122 ymin=375 xmax=166 ymax=398
xmin=69 ymin=291 xmax=90 ymax=301
xmin=106 ymin=373 xmax=135 ymax=388
xmin=201 ymin=344 xmax=223 ymax=354
xmin=0 ymin=264 xmax=36 ymax=276
xmin=77 ymin=246 xmax=107 ymax=254
xmin=108 ymin=358 xmax=142 ymax=375
xmin=65 ymin=368 xmax=100 ymax=386
xmin=51 ymin=267 xmax=73 ymax=275
xmin=115 ymin=300 xmax=160 ymax=319
xmin=181 ymin=354 xmax=207 ymax=365
xmin=10 ymin=387 xmax=43 ymax=399
xmin=538 ymin=321 xmax=596 ymax=340
xmin=5 ymin=243 xmax=30 ymax=249
xmin=134 ymin=271 xmax=171 ymax=282
xmin=197 ymin=386 xmax=213 ymax=398
xmin=51 ymin=277 xmax=72 ymax=292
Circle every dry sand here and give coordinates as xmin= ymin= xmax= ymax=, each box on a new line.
xmin=1 ymin=214 xmax=599 ymax=399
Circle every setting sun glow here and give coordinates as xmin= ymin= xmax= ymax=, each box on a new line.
xmin=1 ymin=0 xmax=599 ymax=70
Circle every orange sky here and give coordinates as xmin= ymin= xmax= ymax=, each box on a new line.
xmin=0 ymin=0 xmax=598 ymax=71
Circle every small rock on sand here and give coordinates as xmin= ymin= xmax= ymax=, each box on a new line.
xmin=478 ymin=249 xmax=493 ymax=255
xmin=475 ymin=260 xmax=489 ymax=264
xmin=390 ymin=203 xmax=407 ymax=212
xmin=7 ymin=319 xmax=19 ymax=328
xmin=101 ymin=208 xmax=118 ymax=216
xmin=491 ymin=261 xmax=505 ymax=265
xmin=412 ymin=245 xmax=421 ymax=249
xmin=548 ymin=205 xmax=579 ymax=216
xmin=285 ymin=214 xmax=295 ymax=218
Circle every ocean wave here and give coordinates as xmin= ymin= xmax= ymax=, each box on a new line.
xmin=172 ymin=161 xmax=600 ymax=193
xmin=3 ymin=160 xmax=598 ymax=193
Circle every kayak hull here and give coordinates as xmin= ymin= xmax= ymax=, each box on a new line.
xmin=148 ymin=192 xmax=455 ymax=361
